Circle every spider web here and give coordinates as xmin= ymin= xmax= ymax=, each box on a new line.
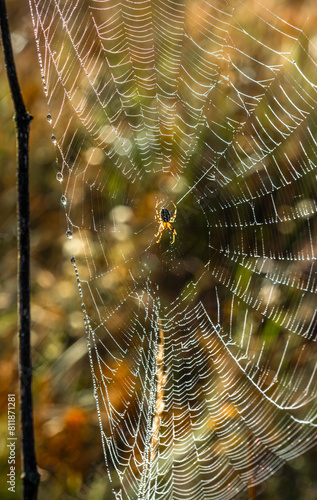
xmin=29 ymin=0 xmax=317 ymax=498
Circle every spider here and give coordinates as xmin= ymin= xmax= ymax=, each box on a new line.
xmin=155 ymin=201 xmax=177 ymax=244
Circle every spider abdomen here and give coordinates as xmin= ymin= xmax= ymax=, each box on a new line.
xmin=161 ymin=208 xmax=171 ymax=222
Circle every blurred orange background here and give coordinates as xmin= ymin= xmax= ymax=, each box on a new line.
xmin=0 ymin=1 xmax=317 ymax=499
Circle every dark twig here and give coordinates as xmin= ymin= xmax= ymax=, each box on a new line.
xmin=0 ymin=1 xmax=40 ymax=499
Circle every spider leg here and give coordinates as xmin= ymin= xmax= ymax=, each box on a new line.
xmin=169 ymin=201 xmax=177 ymax=223
xmin=155 ymin=201 xmax=162 ymax=221
xmin=155 ymin=224 xmax=164 ymax=243
xmin=167 ymin=223 xmax=177 ymax=244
